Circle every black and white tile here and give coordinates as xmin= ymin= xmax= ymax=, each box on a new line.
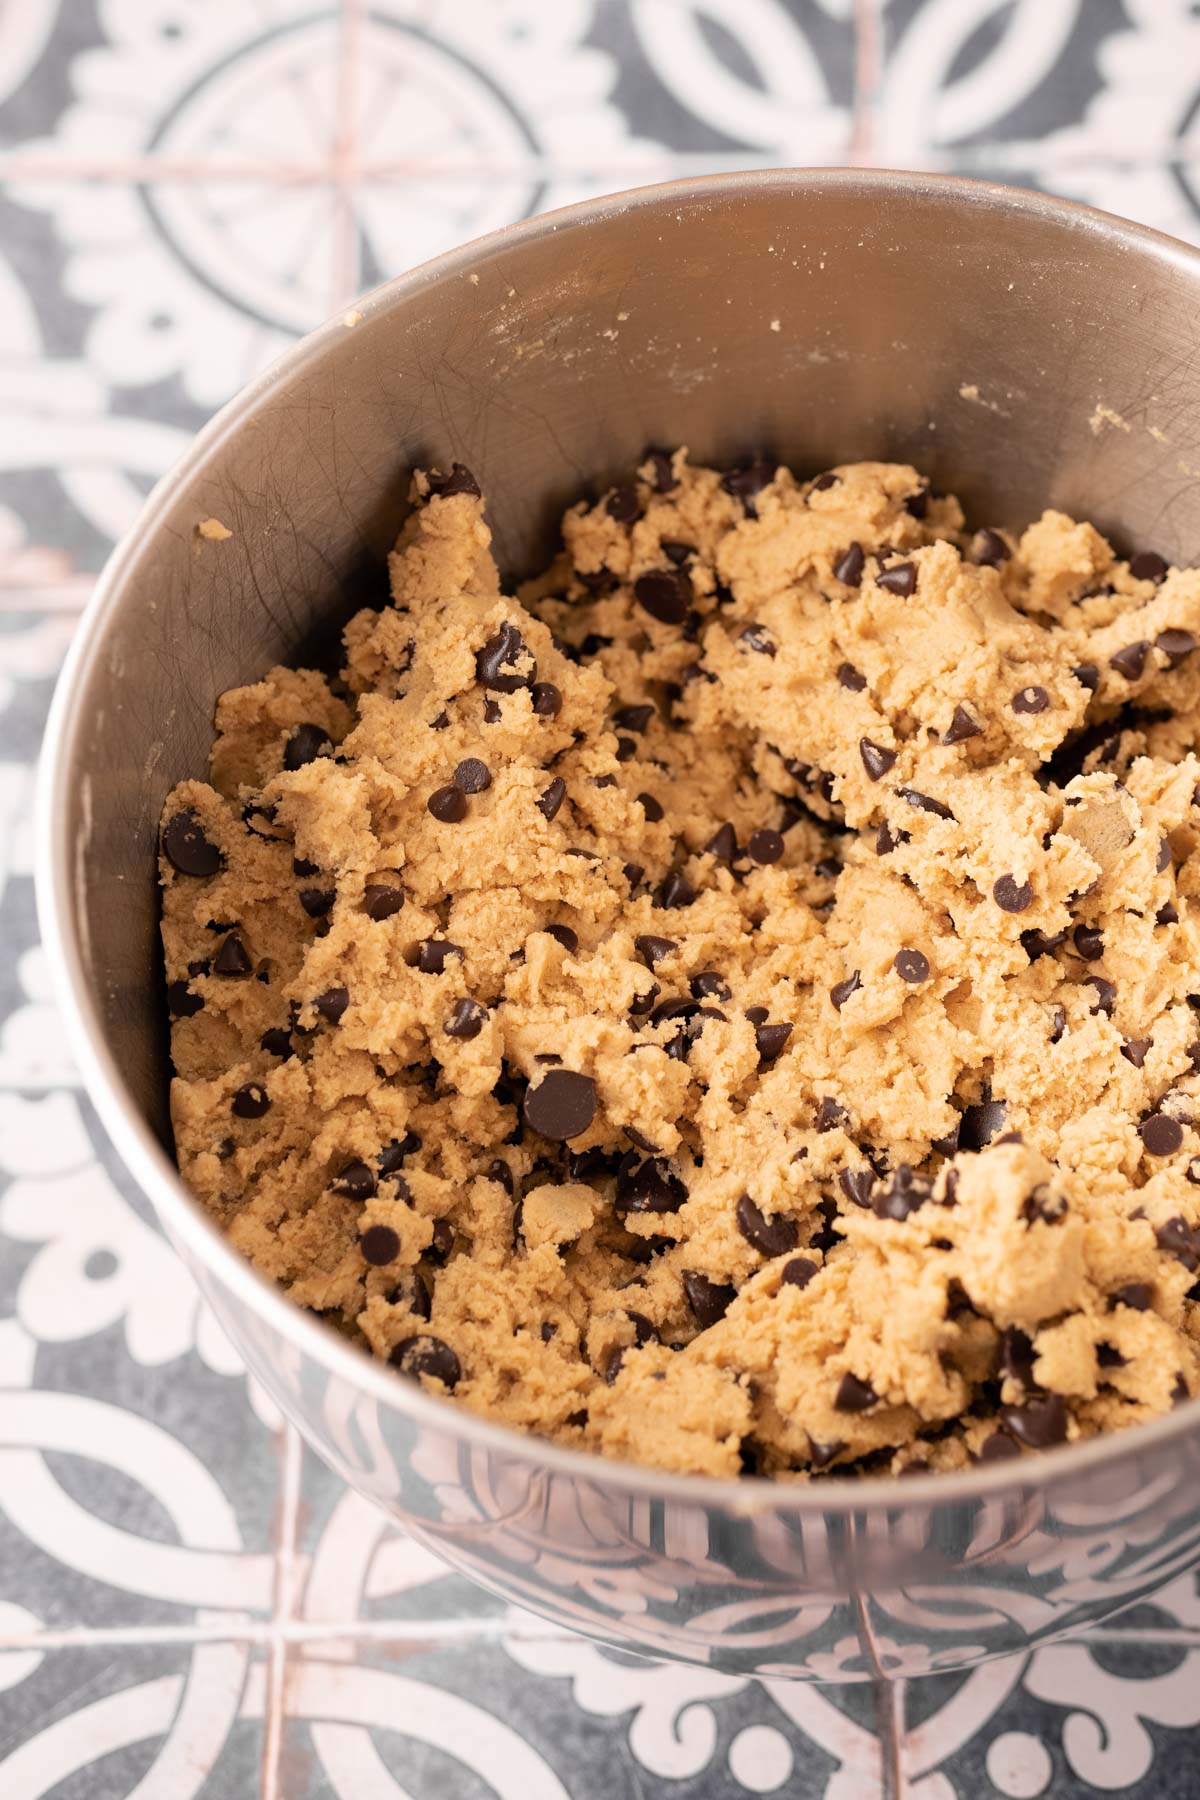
xmin=4 ymin=3 xmax=1200 ymax=1794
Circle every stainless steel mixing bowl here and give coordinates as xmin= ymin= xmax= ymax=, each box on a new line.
xmin=37 ymin=170 xmax=1200 ymax=1681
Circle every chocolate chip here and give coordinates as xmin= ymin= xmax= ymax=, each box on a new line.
xmin=976 ymin=1430 xmax=1021 ymax=1464
xmin=445 ymin=999 xmax=487 ymax=1040
xmin=807 ymin=1436 xmax=846 ymax=1470
xmin=755 ymin=1021 xmax=792 ymax=1062
xmin=690 ymin=970 xmax=731 ymax=1002
xmin=903 ymin=484 xmax=930 ymax=518
xmin=299 ymin=887 xmax=335 ymax=919
xmin=418 ymin=939 xmax=462 ymax=974
xmin=877 ymin=561 xmax=916 ymax=597
xmin=626 ymin=1310 xmax=660 ymax=1348
xmin=810 ymin=471 xmax=840 ymax=492
xmin=830 ymin=971 xmax=861 ymax=1010
xmin=378 ymin=1133 xmax=420 ymax=1175
xmin=283 ymin=723 xmax=332 ymax=771
xmin=363 ymin=883 xmax=404 ymax=921
xmin=1000 ymin=1392 xmax=1067 ymax=1449
xmin=623 ymin=863 xmax=644 ymax=890
xmin=162 ymin=809 xmax=223 ymax=877
xmin=1097 ymin=1342 xmax=1127 ymax=1370
xmin=943 ymin=704 xmax=982 ymax=745
xmin=332 ymin=1159 xmax=376 ymax=1199
xmin=833 ymin=542 xmax=864 ymax=587
xmin=658 ymin=540 xmax=693 ymax=569
xmin=536 ymin=924 xmax=575 ymax=956
xmin=430 ymin=710 xmax=449 ymax=730
xmin=1072 ymin=923 xmax=1104 ymax=960
xmin=1130 ymin=550 xmax=1168 ymax=582
xmin=1172 ymin=1373 xmax=1191 ymax=1405
xmin=1113 ymin=1282 xmax=1152 ymax=1312
xmin=167 ymin=980 xmax=204 ymax=1019
xmin=859 ymin=739 xmax=897 ymax=781
xmin=426 ymin=1220 xmax=455 ymax=1264
xmin=748 ymin=828 xmax=784 ymax=865
xmin=451 ymin=758 xmax=489 ymax=795
xmin=743 ymin=1005 xmax=768 ymax=1025
xmin=636 ymin=792 xmax=664 ymax=824
xmin=894 ymin=948 xmax=929 ymax=983
xmin=1140 ymin=1113 xmax=1183 ymax=1156
xmin=614 ymin=1157 xmax=685 ymax=1218
xmin=739 ymin=622 xmax=776 ymax=657
xmin=705 ymin=822 xmax=737 ymax=860
xmin=634 ymin=569 xmax=691 ymax=625
xmin=524 ymin=1069 xmax=596 ymax=1141
xmin=231 ymin=1082 xmax=269 ymax=1119
xmin=1073 ymin=663 xmax=1100 ymax=692
xmin=781 ymin=1256 xmax=819 ymax=1291
xmin=973 ymin=528 xmax=1011 ymax=567
xmin=874 ymin=1165 xmax=932 ymax=1221
xmin=1157 ymin=629 xmax=1195 ymax=671
xmin=361 ymin=1224 xmax=401 ymax=1266
xmin=839 ymin=1165 xmax=875 ymax=1208
xmin=314 ymin=986 xmax=349 ymax=1024
xmin=254 ymin=1030 xmax=291 ymax=1066
xmin=606 ymin=484 xmax=641 ymax=523
xmin=1087 ymin=976 xmax=1116 ymax=1016
xmin=483 ymin=699 xmax=502 ymax=723
xmin=427 ymin=462 xmax=481 ymax=499
xmin=1111 ymin=640 xmax=1150 ymax=681
xmin=611 ymin=709 xmax=654 ymax=746
xmin=1121 ymin=1037 xmax=1151 ymax=1068
xmin=1023 ymin=928 xmax=1065 ymax=959
xmin=959 ymin=1099 xmax=1007 ymax=1150
xmin=835 ymin=1372 xmax=878 ymax=1412
xmin=999 ymin=1326 xmax=1036 ymax=1387
xmin=658 ymin=870 xmax=694 ymax=908
xmin=644 ymin=449 xmax=677 ymax=493
xmin=634 ymin=934 xmax=676 ymax=969
xmin=993 ymin=874 xmax=1033 ymax=914
xmin=683 ymin=1269 xmax=737 ymax=1328
xmin=1156 ymin=1216 xmax=1200 ymax=1268
xmin=1012 ymin=685 xmax=1050 ymax=715
xmin=429 ymin=783 xmax=469 ymax=823
xmin=721 ymin=460 xmax=774 ymax=513
xmin=836 ymin=662 xmax=866 ymax=693
xmin=816 ymin=1097 xmax=847 ymax=1134
xmin=477 ymin=622 xmax=535 ymax=693
xmin=213 ymin=932 xmax=252 ymax=978
xmin=537 ymin=777 xmax=566 ymax=821
xmin=898 ymin=787 xmax=954 ymax=821
xmin=526 ymin=681 xmax=562 ymax=723
xmin=737 ymin=1194 xmax=799 ymax=1256
xmin=390 ymin=1335 xmax=461 ymax=1389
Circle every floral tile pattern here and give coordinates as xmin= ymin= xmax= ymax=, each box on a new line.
xmin=4 ymin=1 xmax=1200 ymax=1794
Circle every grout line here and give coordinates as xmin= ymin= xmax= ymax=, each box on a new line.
xmin=880 ymin=1675 xmax=907 ymax=1800
xmin=259 ymin=1423 xmax=303 ymax=1800
xmin=0 ymin=1617 xmax=581 ymax=1652
xmin=850 ymin=0 xmax=883 ymax=167
xmin=330 ymin=0 xmax=367 ymax=310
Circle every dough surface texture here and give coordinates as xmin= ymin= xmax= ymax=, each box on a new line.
xmin=160 ymin=453 xmax=1200 ymax=1479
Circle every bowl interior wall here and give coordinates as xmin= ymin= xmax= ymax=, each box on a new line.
xmin=60 ymin=176 xmax=1200 ymax=1146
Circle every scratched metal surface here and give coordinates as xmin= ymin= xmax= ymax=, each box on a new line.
xmin=4 ymin=4 xmax=1200 ymax=1796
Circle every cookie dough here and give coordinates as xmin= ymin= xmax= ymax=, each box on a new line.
xmin=159 ymin=451 xmax=1200 ymax=1479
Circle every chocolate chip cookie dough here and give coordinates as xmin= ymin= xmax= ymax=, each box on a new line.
xmin=160 ymin=451 xmax=1200 ymax=1479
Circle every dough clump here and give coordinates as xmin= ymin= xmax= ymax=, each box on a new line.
xmin=160 ymin=452 xmax=1200 ymax=1479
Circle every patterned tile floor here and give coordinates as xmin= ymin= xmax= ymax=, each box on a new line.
xmin=5 ymin=2 xmax=1200 ymax=1794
